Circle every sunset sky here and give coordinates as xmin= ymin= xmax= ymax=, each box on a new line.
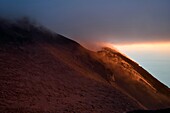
xmin=0 ymin=0 xmax=170 ymax=86
xmin=114 ymin=43 xmax=170 ymax=87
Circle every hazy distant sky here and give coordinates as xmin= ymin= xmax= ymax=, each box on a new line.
xmin=0 ymin=0 xmax=170 ymax=44
xmin=0 ymin=0 xmax=170 ymax=87
xmin=115 ymin=43 xmax=170 ymax=87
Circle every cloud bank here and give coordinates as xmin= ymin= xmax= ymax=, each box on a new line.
xmin=0 ymin=0 xmax=170 ymax=46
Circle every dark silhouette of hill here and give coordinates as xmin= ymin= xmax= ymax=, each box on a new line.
xmin=0 ymin=18 xmax=170 ymax=113
xmin=128 ymin=108 xmax=170 ymax=113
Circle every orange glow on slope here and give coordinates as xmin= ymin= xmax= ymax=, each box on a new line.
xmin=114 ymin=42 xmax=170 ymax=52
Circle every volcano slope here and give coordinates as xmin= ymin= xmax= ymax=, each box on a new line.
xmin=0 ymin=18 xmax=170 ymax=113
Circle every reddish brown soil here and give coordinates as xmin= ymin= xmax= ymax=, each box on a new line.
xmin=0 ymin=19 xmax=169 ymax=113
xmin=0 ymin=45 xmax=141 ymax=113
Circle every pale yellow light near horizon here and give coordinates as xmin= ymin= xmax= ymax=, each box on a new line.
xmin=113 ymin=42 xmax=170 ymax=52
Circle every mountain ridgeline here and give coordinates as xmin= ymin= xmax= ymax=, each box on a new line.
xmin=0 ymin=18 xmax=170 ymax=113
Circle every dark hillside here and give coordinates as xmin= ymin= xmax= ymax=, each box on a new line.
xmin=0 ymin=18 xmax=169 ymax=112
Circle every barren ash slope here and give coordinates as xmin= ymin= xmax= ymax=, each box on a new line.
xmin=0 ymin=18 xmax=170 ymax=113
